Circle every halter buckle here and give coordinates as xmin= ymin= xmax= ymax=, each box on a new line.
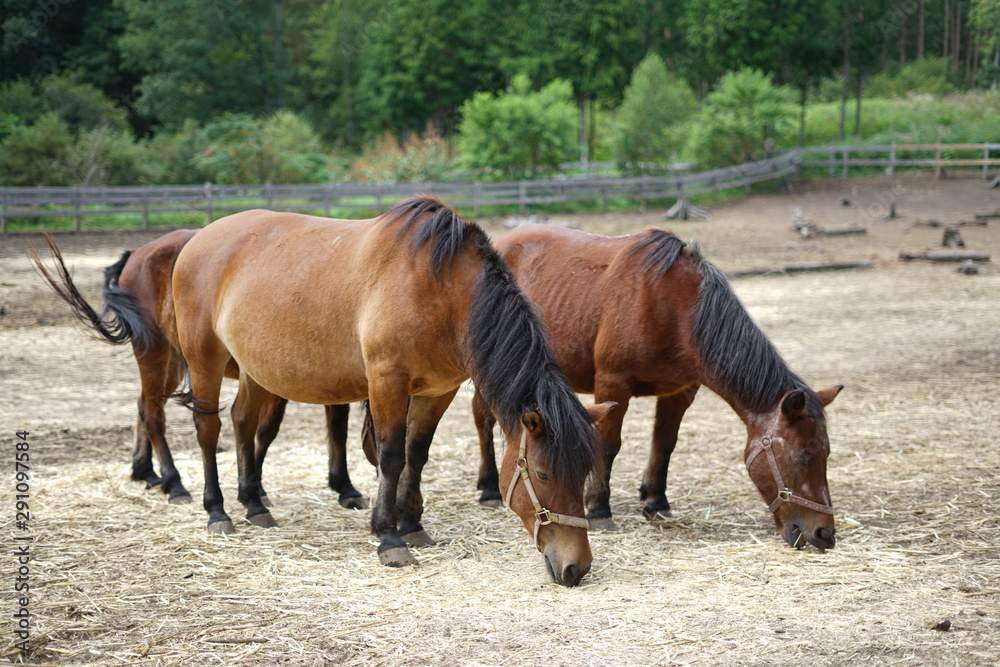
xmin=535 ymin=509 xmax=553 ymax=525
xmin=777 ymin=488 xmax=793 ymax=502
xmin=761 ymin=435 xmax=774 ymax=449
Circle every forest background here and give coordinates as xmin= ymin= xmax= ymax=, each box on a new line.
xmin=1 ymin=0 xmax=999 ymax=187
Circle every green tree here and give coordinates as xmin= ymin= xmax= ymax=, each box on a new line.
xmin=683 ymin=68 xmax=797 ymax=167
xmin=611 ymin=52 xmax=697 ymax=172
xmin=458 ymin=74 xmax=578 ymax=179
xmin=116 ymin=0 xmax=292 ymax=127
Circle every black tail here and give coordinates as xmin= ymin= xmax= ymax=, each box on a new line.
xmin=28 ymin=232 xmax=158 ymax=352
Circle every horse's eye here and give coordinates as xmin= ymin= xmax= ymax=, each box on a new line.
xmin=536 ymin=471 xmax=550 ymax=482
xmin=791 ymin=452 xmax=810 ymax=468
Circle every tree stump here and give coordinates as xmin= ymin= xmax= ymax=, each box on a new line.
xmin=665 ymin=197 xmax=711 ymax=221
xmin=942 ymin=227 xmax=965 ymax=248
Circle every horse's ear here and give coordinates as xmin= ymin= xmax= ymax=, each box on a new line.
xmin=781 ymin=390 xmax=808 ymax=419
xmin=521 ymin=409 xmax=544 ymax=434
xmin=586 ymin=401 xmax=618 ymax=426
xmin=816 ymin=385 xmax=844 ymax=407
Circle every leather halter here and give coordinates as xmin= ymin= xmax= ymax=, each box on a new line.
xmin=504 ymin=430 xmax=590 ymax=550
xmin=745 ymin=434 xmax=835 ymax=516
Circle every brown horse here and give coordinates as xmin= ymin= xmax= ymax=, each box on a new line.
xmin=29 ymin=231 xmax=367 ymax=510
xmin=168 ymin=197 xmax=614 ymax=585
xmin=473 ymin=225 xmax=842 ymax=551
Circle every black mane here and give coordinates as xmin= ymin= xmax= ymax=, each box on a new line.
xmin=630 ymin=228 xmax=823 ymax=417
xmin=386 ymin=196 xmax=599 ymax=487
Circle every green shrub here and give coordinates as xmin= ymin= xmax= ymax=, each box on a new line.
xmin=458 ymin=74 xmax=578 ymax=180
xmin=612 ymin=52 xmax=697 ymax=172
xmin=866 ymin=58 xmax=959 ymax=98
xmin=0 ymin=112 xmax=74 ymax=185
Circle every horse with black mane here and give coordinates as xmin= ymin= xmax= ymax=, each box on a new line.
xmin=167 ymin=197 xmax=614 ymax=585
xmin=473 ymin=225 xmax=842 ymax=551
xmin=30 ymin=230 xmax=367 ymax=510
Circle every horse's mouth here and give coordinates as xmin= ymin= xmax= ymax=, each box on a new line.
xmin=785 ymin=523 xmax=836 ymax=551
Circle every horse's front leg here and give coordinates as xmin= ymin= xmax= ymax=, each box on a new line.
xmin=368 ymin=376 xmax=416 ymax=567
xmin=640 ymin=386 xmax=699 ymax=520
xmin=397 ymin=389 xmax=459 ymax=546
xmin=325 ymin=404 xmax=367 ymax=509
xmin=586 ymin=377 xmax=633 ymax=531
xmin=233 ymin=373 xmax=277 ymax=527
xmin=472 ymin=388 xmax=502 ymax=507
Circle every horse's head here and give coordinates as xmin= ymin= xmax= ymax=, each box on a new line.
xmin=500 ymin=402 xmax=616 ymax=587
xmin=745 ymin=386 xmax=842 ymax=551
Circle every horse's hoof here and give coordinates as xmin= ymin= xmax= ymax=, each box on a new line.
xmin=401 ymin=530 xmax=436 ymax=547
xmin=588 ymin=517 xmax=618 ymax=532
xmin=208 ymin=520 xmax=236 ymax=535
xmin=247 ymin=512 xmax=278 ymax=528
xmin=169 ymin=494 xmax=194 ymax=505
xmin=260 ymin=495 xmax=273 ymax=508
xmin=479 ymin=498 xmax=503 ymax=509
xmin=339 ymin=495 xmax=368 ymax=510
xmin=378 ymin=546 xmax=418 ymax=568
xmin=643 ymin=507 xmax=673 ymax=520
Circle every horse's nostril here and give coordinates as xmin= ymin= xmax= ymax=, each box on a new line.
xmin=815 ymin=526 xmax=836 ymax=543
xmin=562 ymin=563 xmax=582 ymax=587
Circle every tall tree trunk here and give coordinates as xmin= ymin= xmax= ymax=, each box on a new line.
xmin=799 ymin=83 xmax=808 ymax=146
xmin=342 ymin=55 xmax=354 ymax=146
xmin=944 ymin=0 xmax=951 ymax=58
xmin=578 ymin=94 xmax=589 ymax=166
xmin=273 ymin=1 xmax=284 ymax=110
xmin=918 ymin=0 xmax=926 ymax=58
xmin=854 ymin=68 xmax=864 ymax=138
xmin=839 ymin=19 xmax=851 ymax=142
xmin=900 ymin=14 xmax=907 ymax=63
xmin=953 ymin=0 xmax=962 ymax=71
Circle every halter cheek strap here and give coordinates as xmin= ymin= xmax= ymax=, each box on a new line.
xmin=504 ymin=430 xmax=590 ymax=550
xmin=745 ymin=435 xmax=835 ymax=516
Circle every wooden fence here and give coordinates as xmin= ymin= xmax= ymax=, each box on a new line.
xmin=2 ymin=143 xmax=998 ymax=233
xmin=0 ymin=153 xmax=798 ymax=233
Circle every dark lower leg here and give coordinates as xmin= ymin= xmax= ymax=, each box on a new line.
xmin=473 ymin=389 xmax=502 ymax=506
xmin=396 ymin=391 xmax=456 ymax=541
xmin=325 ymin=404 xmax=365 ymax=508
xmin=640 ymin=389 xmax=696 ymax=519
xmin=233 ymin=375 xmax=273 ymax=526
xmin=254 ymin=395 xmax=288 ymax=502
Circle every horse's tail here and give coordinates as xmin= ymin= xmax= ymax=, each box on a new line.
xmin=28 ymin=232 xmax=158 ymax=352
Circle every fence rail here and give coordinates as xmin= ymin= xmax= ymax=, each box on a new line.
xmin=2 ymin=143 xmax=997 ymax=233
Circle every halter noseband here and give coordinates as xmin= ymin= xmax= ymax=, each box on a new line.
xmin=745 ymin=434 xmax=835 ymax=516
xmin=504 ymin=430 xmax=590 ymax=550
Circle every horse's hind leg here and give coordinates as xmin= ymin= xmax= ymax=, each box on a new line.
xmin=472 ymin=388 xmax=502 ymax=507
xmin=136 ymin=346 xmax=192 ymax=504
xmin=397 ymin=389 xmax=459 ymax=547
xmin=640 ymin=386 xmax=699 ymax=520
xmin=253 ymin=394 xmax=289 ymax=508
xmin=131 ymin=407 xmax=159 ymax=487
xmin=326 ymin=404 xmax=367 ymax=509
xmin=232 ymin=373 xmax=277 ymax=528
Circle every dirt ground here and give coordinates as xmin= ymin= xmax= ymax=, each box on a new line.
xmin=1 ymin=173 xmax=998 ymax=666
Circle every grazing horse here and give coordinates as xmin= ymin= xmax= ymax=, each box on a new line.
xmin=29 ymin=231 xmax=366 ymax=510
xmin=168 ymin=197 xmax=614 ymax=585
xmin=473 ymin=225 xmax=842 ymax=551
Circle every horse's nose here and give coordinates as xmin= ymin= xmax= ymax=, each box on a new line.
xmin=814 ymin=526 xmax=837 ymax=548
xmin=562 ymin=561 xmax=589 ymax=587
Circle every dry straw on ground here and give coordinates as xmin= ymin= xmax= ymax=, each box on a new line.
xmin=1 ymin=174 xmax=998 ymax=665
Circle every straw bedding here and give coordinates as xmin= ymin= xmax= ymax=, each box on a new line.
xmin=0 ymin=174 xmax=997 ymax=665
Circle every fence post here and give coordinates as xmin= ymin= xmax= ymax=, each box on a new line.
xmin=265 ymin=181 xmax=273 ymax=208
xmin=324 ymin=184 xmax=332 ymax=217
xmin=841 ymin=148 xmax=849 ymax=179
xmin=887 ymin=143 xmax=896 ymax=176
xmin=73 ymin=186 xmax=82 ymax=232
xmin=141 ymin=191 xmax=149 ymax=230
xmin=639 ymin=175 xmax=648 ymax=212
xmin=934 ymin=144 xmax=943 ymax=179
xmin=828 ymin=149 xmax=834 ymax=177
xmin=474 ymin=181 xmax=482 ymax=217
xmin=1 ymin=190 xmax=6 ymax=235
xmin=984 ymin=145 xmax=990 ymax=180
xmin=204 ymin=182 xmax=213 ymax=224
xmin=518 ymin=181 xmax=527 ymax=215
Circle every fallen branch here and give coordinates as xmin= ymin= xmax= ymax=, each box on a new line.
xmin=728 ymin=261 xmax=873 ymax=278
xmin=899 ymin=250 xmax=991 ymax=263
